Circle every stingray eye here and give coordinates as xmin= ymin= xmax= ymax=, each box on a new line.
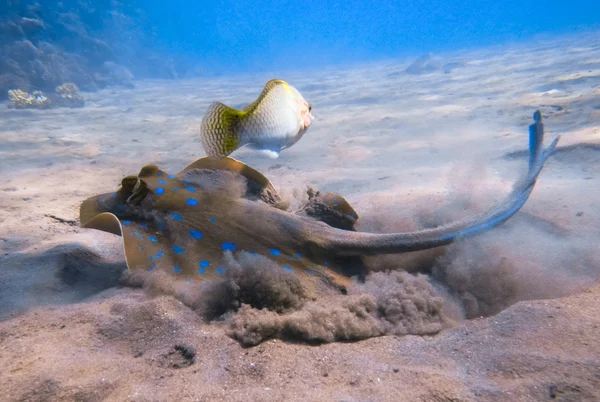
xmin=127 ymin=179 xmax=149 ymax=205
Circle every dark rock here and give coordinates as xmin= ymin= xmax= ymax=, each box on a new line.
xmin=2 ymin=21 xmax=26 ymax=39
xmin=442 ymin=62 xmax=466 ymax=74
xmin=0 ymin=73 xmax=30 ymax=97
xmin=404 ymin=53 xmax=466 ymax=75
xmin=0 ymin=0 xmax=175 ymax=100
xmin=405 ymin=53 xmax=441 ymax=75
xmin=19 ymin=17 xmax=45 ymax=36
xmin=6 ymin=40 xmax=40 ymax=63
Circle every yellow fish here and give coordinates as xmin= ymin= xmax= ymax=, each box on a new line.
xmin=200 ymin=79 xmax=314 ymax=159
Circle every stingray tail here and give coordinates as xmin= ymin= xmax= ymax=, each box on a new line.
xmin=200 ymin=102 xmax=246 ymax=159
xmin=322 ymin=110 xmax=561 ymax=256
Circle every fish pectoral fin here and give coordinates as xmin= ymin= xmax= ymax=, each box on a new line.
xmin=260 ymin=149 xmax=280 ymax=159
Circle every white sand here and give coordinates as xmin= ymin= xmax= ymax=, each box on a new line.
xmin=1 ymin=30 xmax=599 ymax=401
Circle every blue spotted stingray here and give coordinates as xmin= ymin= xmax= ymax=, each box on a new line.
xmin=80 ymin=111 xmax=559 ymax=296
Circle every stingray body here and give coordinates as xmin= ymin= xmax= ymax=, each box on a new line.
xmin=80 ymin=112 xmax=559 ymax=297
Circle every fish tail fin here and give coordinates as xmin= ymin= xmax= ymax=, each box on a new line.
xmin=200 ymin=102 xmax=246 ymax=159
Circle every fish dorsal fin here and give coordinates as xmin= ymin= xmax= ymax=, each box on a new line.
xmin=242 ymin=79 xmax=288 ymax=113
xmin=200 ymin=102 xmax=245 ymax=159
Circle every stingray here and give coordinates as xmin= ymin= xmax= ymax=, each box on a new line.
xmin=79 ymin=111 xmax=559 ymax=298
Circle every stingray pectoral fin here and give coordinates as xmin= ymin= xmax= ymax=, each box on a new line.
xmin=180 ymin=156 xmax=277 ymax=194
xmin=79 ymin=192 xmax=122 ymax=227
xmin=323 ymin=111 xmax=560 ymax=256
xmin=80 ymin=212 xmax=151 ymax=271
xmin=321 ymin=192 xmax=359 ymax=223
xmin=80 ymin=196 xmax=104 ymax=227
xmin=82 ymin=212 xmax=122 ymax=236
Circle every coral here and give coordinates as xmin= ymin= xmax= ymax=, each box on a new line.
xmin=54 ymin=82 xmax=84 ymax=107
xmin=0 ymin=0 xmax=144 ymax=100
xmin=8 ymin=89 xmax=52 ymax=109
xmin=6 ymin=82 xmax=84 ymax=109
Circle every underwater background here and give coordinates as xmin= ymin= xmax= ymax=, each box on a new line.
xmin=2 ymin=1 xmax=600 ymax=401
xmin=145 ymin=0 xmax=600 ymax=72
xmin=2 ymin=0 xmax=599 ymax=97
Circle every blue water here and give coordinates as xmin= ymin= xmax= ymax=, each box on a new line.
xmin=142 ymin=0 xmax=600 ymax=73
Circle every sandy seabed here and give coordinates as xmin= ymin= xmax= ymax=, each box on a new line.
xmin=1 ymin=31 xmax=600 ymax=401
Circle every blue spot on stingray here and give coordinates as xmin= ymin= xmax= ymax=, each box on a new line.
xmin=148 ymin=263 xmax=156 ymax=271
xmin=111 ymin=193 xmax=117 ymax=198
xmin=172 ymin=245 xmax=184 ymax=255
xmin=173 ymin=266 xmax=181 ymax=273
xmin=296 ymin=253 xmax=302 ymax=259
xmin=157 ymin=180 xmax=166 ymax=185
xmin=157 ymin=221 xmax=166 ymax=231
xmin=199 ymin=260 xmax=210 ymax=268
xmin=132 ymin=231 xmax=143 ymax=241
xmin=283 ymin=266 xmax=294 ymax=272
xmin=149 ymin=236 xmax=158 ymax=243
xmin=307 ymin=269 xmax=314 ymax=276
xmin=186 ymin=198 xmax=198 ymax=206
xmin=149 ymin=256 xmax=154 ymax=261
xmin=270 ymin=248 xmax=281 ymax=256
xmin=155 ymin=251 xmax=165 ymax=259
xmin=186 ymin=186 xmax=196 ymax=192
xmin=122 ymin=220 xmax=132 ymax=225
xmin=168 ymin=175 xmax=176 ymax=179
xmin=222 ymin=242 xmax=236 ymax=251
xmin=216 ymin=267 xmax=225 ymax=275
xmin=189 ymin=229 xmax=203 ymax=240
xmin=173 ymin=187 xmax=179 ymax=191
xmin=186 ymin=279 xmax=192 ymax=283
xmin=170 ymin=212 xmax=184 ymax=221
xmin=156 ymin=187 xmax=165 ymax=195
xmin=198 ymin=267 xmax=206 ymax=274
xmin=210 ymin=218 xmax=216 ymax=223
xmin=157 ymin=173 xmax=163 ymax=177
xmin=248 ymin=251 xmax=256 ymax=255
xmin=140 ymin=247 xmax=144 ymax=251
xmin=116 ymin=205 xmax=125 ymax=212
xmin=333 ymin=198 xmax=339 ymax=205
xmin=139 ymin=223 xmax=149 ymax=230
xmin=324 ymin=260 xmax=329 ymax=265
